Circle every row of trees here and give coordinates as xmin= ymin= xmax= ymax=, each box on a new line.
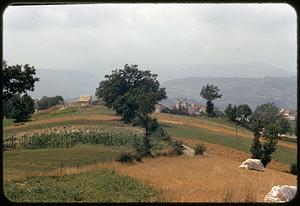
xmin=37 ymin=96 xmax=64 ymax=110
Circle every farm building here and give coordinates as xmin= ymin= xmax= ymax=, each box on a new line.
xmin=78 ymin=95 xmax=92 ymax=107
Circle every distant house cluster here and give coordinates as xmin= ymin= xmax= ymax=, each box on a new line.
xmin=280 ymin=108 xmax=297 ymax=121
xmin=154 ymin=99 xmax=206 ymax=115
xmin=174 ymin=99 xmax=206 ymax=115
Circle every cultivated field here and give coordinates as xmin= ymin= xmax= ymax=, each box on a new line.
xmin=3 ymin=104 xmax=297 ymax=202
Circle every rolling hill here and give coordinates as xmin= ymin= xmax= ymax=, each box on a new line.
xmin=161 ymin=76 xmax=297 ymax=110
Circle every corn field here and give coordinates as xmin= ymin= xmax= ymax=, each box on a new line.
xmin=4 ymin=125 xmax=145 ymax=150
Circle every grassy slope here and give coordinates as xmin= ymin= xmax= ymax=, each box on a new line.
xmin=164 ymin=123 xmax=296 ymax=165
xmin=3 ymin=145 xmax=132 ymax=182
xmin=4 ymin=169 xmax=161 ymax=202
xmin=31 ymin=105 xmax=114 ymax=121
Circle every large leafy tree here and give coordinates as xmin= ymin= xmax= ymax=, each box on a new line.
xmin=2 ymin=61 xmax=39 ymax=122
xmin=95 ymin=64 xmax=167 ymax=156
xmin=249 ymin=102 xmax=290 ymax=166
xmin=200 ymin=84 xmax=222 ymax=117
xmin=2 ymin=60 xmax=39 ymax=102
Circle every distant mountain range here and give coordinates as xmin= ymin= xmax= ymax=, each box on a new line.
xmin=28 ymin=63 xmax=297 ymax=110
xmin=161 ymin=76 xmax=297 ymax=110
xmin=151 ymin=62 xmax=295 ymax=81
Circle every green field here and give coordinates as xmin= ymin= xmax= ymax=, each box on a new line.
xmin=164 ymin=123 xmax=297 ymax=165
xmin=3 ymin=104 xmax=297 ymax=202
xmin=4 ymin=169 xmax=161 ymax=202
xmin=3 ymin=145 xmax=132 ymax=180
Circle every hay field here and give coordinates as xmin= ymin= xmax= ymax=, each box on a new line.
xmin=114 ymin=156 xmax=297 ymax=202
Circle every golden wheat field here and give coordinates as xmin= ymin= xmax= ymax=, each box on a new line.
xmin=115 ymin=156 xmax=296 ymax=202
xmin=47 ymin=154 xmax=296 ymax=202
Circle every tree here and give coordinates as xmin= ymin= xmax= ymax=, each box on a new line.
xmin=37 ymin=95 xmax=64 ymax=110
xmin=2 ymin=61 xmax=39 ymax=102
xmin=8 ymin=94 xmax=35 ymax=122
xmin=200 ymin=84 xmax=222 ymax=117
xmin=249 ymin=102 xmax=291 ymax=167
xmin=225 ymin=104 xmax=237 ymax=122
xmin=237 ymin=104 xmax=252 ymax=128
xmin=2 ymin=61 xmax=39 ymax=122
xmin=237 ymin=104 xmax=252 ymax=122
xmin=95 ymin=64 xmax=167 ymax=157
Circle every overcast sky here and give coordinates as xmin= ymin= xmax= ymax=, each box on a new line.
xmin=3 ymin=3 xmax=297 ymax=80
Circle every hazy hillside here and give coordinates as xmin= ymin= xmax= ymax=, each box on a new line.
xmin=161 ymin=76 xmax=297 ymax=110
xmin=152 ymin=62 xmax=295 ymax=81
xmin=28 ymin=67 xmax=296 ymax=109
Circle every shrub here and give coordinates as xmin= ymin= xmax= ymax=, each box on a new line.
xmin=170 ymin=140 xmax=183 ymax=155
xmin=115 ymin=153 xmax=135 ymax=164
xmin=290 ymin=163 xmax=297 ymax=175
xmin=194 ymin=144 xmax=207 ymax=155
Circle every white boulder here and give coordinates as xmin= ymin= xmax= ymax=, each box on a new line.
xmin=264 ymin=185 xmax=297 ymax=202
xmin=239 ymin=158 xmax=265 ymax=171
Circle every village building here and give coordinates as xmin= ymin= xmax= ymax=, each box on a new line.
xmin=174 ymin=99 xmax=206 ymax=115
xmin=175 ymin=99 xmax=188 ymax=109
xmin=188 ymin=103 xmax=207 ymax=115
xmin=280 ymin=108 xmax=297 ymax=121
xmin=78 ymin=95 xmax=92 ymax=107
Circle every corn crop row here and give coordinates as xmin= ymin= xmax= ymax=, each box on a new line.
xmin=4 ymin=126 xmax=145 ymax=150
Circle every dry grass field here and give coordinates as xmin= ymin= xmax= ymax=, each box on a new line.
xmin=114 ymin=156 xmax=296 ymax=202
xmin=37 ymin=155 xmax=296 ymax=202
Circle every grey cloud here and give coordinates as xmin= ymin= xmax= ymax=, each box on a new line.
xmin=3 ymin=3 xmax=297 ymax=79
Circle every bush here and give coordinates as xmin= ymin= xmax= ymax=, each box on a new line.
xmin=115 ymin=153 xmax=135 ymax=164
xmin=290 ymin=163 xmax=297 ymax=175
xmin=194 ymin=144 xmax=207 ymax=155
xmin=170 ymin=140 xmax=183 ymax=155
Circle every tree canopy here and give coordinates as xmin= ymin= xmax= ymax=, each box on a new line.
xmin=95 ymin=64 xmax=167 ymax=157
xmin=249 ymin=102 xmax=290 ymax=166
xmin=95 ymin=64 xmax=167 ymax=123
xmin=2 ymin=60 xmax=39 ymax=102
xmin=200 ymin=84 xmax=222 ymax=116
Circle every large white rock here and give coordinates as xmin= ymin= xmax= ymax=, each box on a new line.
xmin=264 ymin=185 xmax=297 ymax=202
xmin=239 ymin=158 xmax=265 ymax=171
